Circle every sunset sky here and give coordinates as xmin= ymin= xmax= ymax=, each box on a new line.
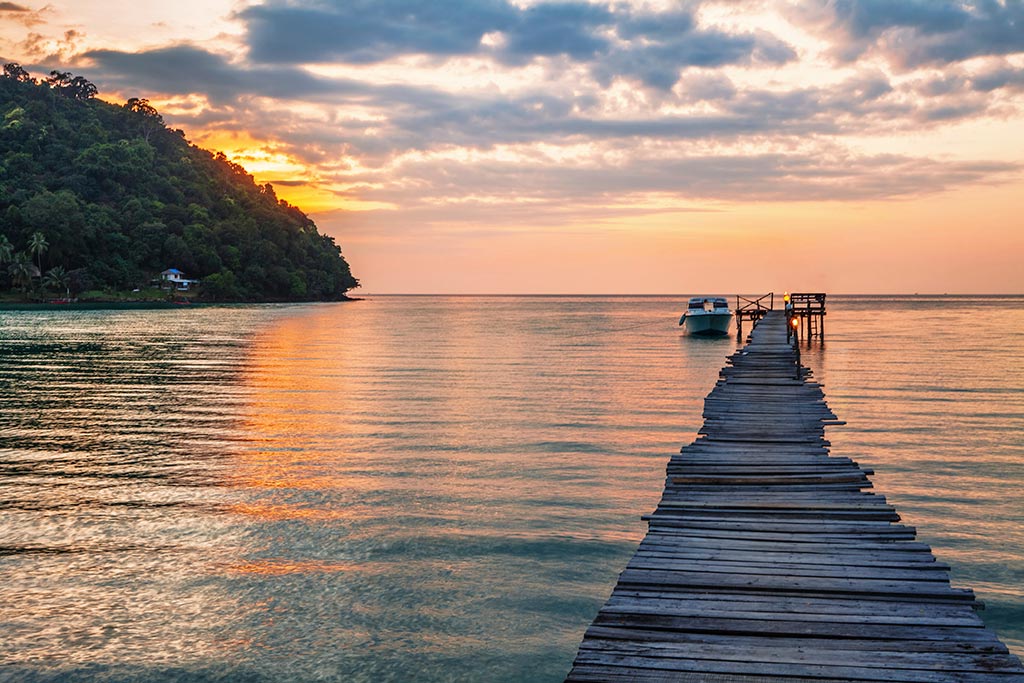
xmin=2 ymin=0 xmax=1023 ymax=293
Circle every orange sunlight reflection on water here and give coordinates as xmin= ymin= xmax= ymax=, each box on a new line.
xmin=229 ymin=299 xmax=733 ymax=546
xmin=228 ymin=559 xmax=360 ymax=576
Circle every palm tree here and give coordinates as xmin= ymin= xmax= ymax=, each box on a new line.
xmin=8 ymin=252 xmax=33 ymax=292
xmin=0 ymin=235 xmax=12 ymax=289
xmin=0 ymin=234 xmax=12 ymax=264
xmin=42 ymin=265 xmax=70 ymax=299
xmin=28 ymin=231 xmax=48 ymax=280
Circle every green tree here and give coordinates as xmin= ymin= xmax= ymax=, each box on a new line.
xmin=201 ymin=269 xmax=242 ymax=300
xmin=21 ymin=192 xmax=88 ymax=267
xmin=67 ymin=268 xmax=91 ymax=296
xmin=28 ymin=231 xmax=48 ymax=277
xmin=8 ymin=252 xmax=33 ymax=292
xmin=0 ymin=235 xmax=12 ymax=289
xmin=42 ymin=265 xmax=70 ymax=298
xmin=124 ymin=98 xmax=164 ymax=142
xmin=0 ymin=234 xmax=12 ymax=263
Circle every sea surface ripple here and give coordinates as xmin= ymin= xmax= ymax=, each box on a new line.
xmin=0 ymin=296 xmax=1020 ymax=681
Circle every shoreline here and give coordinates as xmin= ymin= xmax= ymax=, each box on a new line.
xmin=0 ymin=297 xmax=360 ymax=311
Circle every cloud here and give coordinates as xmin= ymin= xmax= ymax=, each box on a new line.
xmin=0 ymin=1 xmax=48 ymax=28
xmin=239 ymin=0 xmax=518 ymax=65
xmin=498 ymin=2 xmax=614 ymax=64
xmin=82 ymin=45 xmax=334 ymax=102
xmin=74 ymin=43 xmax=799 ymax=151
xmin=595 ymin=29 xmax=795 ymax=91
xmin=17 ymin=28 xmax=83 ymax=60
xmin=797 ymin=0 xmax=1024 ymax=68
xmin=236 ymin=0 xmax=794 ymax=91
xmin=972 ymin=65 xmax=1024 ymax=93
xmin=590 ymin=6 xmax=796 ymax=91
xmin=73 ymin=38 xmax=1014 ymax=169
xmin=317 ymin=150 xmax=1022 ymax=234
xmin=238 ymin=0 xmax=623 ymax=65
xmin=80 ymin=44 xmax=458 ymax=111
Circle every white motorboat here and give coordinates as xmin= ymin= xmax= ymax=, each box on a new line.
xmin=679 ymin=297 xmax=733 ymax=336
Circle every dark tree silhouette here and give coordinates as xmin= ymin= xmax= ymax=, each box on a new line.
xmin=46 ymin=70 xmax=98 ymax=99
xmin=45 ymin=70 xmax=71 ymax=87
xmin=2 ymin=63 xmax=33 ymax=83
xmin=125 ymin=98 xmax=164 ymax=142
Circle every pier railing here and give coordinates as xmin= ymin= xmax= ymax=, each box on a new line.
xmin=734 ymin=292 xmax=773 ymax=339
xmin=786 ymin=292 xmax=826 ymax=343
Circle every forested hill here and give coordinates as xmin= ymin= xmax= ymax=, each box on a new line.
xmin=0 ymin=64 xmax=358 ymax=301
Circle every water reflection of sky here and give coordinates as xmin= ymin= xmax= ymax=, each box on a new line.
xmin=1 ymin=296 xmax=1021 ymax=680
xmin=221 ymin=298 xmax=742 ymax=681
xmin=0 ymin=308 xmax=268 ymax=676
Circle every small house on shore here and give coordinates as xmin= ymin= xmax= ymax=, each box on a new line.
xmin=159 ymin=268 xmax=200 ymax=291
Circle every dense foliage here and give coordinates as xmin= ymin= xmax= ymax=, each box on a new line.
xmin=0 ymin=65 xmax=358 ymax=300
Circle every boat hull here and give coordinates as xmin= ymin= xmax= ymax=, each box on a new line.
xmin=682 ymin=312 xmax=733 ymax=336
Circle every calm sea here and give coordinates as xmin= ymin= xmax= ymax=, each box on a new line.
xmin=1 ymin=295 xmax=1021 ymax=682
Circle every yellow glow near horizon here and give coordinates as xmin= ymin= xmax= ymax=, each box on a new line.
xmin=180 ymin=130 xmax=392 ymax=212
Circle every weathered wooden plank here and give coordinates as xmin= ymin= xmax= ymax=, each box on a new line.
xmin=638 ymin=524 xmax=921 ymax=540
xmin=635 ymin=541 xmax=936 ymax=557
xmin=638 ymin=527 xmax=919 ymax=544
xmin=627 ymin=558 xmax=952 ymax=580
xmin=606 ymin=592 xmax=975 ymax=618
xmin=615 ymin=568 xmax=973 ymax=600
xmin=571 ymin=652 xmax=1024 ymax=683
xmin=566 ymin=665 xmax=1024 ymax=683
xmin=633 ymin=548 xmax=948 ymax=569
xmin=598 ymin=601 xmax=981 ymax=627
xmin=568 ymin=666 xmax=861 ymax=683
xmin=577 ymin=640 xmax=1022 ymax=673
xmin=584 ymin=619 xmax=1001 ymax=647
xmin=580 ymin=625 xmax=1012 ymax=655
xmin=671 ymin=473 xmax=870 ymax=484
xmin=658 ymin=494 xmax=890 ymax=504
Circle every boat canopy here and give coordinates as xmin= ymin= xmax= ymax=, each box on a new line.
xmin=688 ymin=296 xmax=729 ymax=309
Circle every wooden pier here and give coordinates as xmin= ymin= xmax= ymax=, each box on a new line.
xmin=735 ymin=293 xmax=774 ymax=340
xmin=787 ymin=292 xmax=827 ymax=344
xmin=566 ymin=311 xmax=1024 ymax=682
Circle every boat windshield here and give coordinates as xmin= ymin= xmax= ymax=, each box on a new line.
xmin=686 ymin=297 xmax=731 ymax=313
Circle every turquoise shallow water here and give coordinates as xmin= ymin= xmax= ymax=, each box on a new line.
xmin=0 ymin=295 xmax=1021 ymax=681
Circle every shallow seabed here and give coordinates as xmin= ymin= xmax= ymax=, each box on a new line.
xmin=0 ymin=295 xmax=1021 ymax=681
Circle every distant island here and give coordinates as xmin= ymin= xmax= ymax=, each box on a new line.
xmin=0 ymin=63 xmax=358 ymax=303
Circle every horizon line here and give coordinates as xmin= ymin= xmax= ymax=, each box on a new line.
xmin=355 ymin=292 xmax=1024 ymax=297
